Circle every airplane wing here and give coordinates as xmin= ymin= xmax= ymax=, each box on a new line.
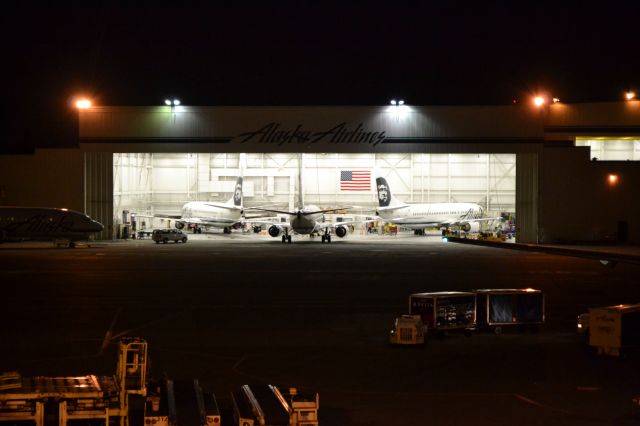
xmin=314 ymin=219 xmax=376 ymax=232
xmin=247 ymin=207 xmax=351 ymax=216
xmin=154 ymin=214 xmax=182 ymax=219
xmin=203 ymin=203 xmax=243 ymax=211
xmin=244 ymin=218 xmax=292 ymax=230
xmin=247 ymin=207 xmax=297 ymax=215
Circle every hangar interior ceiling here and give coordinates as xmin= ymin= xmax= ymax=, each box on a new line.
xmin=113 ymin=153 xmax=516 ymax=228
xmin=575 ymin=138 xmax=640 ymax=160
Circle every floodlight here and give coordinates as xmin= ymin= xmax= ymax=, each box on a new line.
xmin=172 ymin=99 xmax=181 ymax=106
xmin=625 ymin=91 xmax=636 ymax=101
xmin=390 ymin=99 xmax=397 ymax=105
xmin=164 ymin=99 xmax=172 ymax=105
xmin=552 ymin=98 xmax=560 ymax=103
xmin=75 ymin=99 xmax=92 ymax=109
xmin=533 ymin=96 xmax=545 ymax=107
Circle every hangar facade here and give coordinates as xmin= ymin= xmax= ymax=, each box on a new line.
xmin=1 ymin=102 xmax=639 ymax=243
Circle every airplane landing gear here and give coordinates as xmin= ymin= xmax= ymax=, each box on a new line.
xmin=321 ymin=233 xmax=332 ymax=243
xmin=281 ymin=231 xmax=292 ymax=243
xmin=223 ymin=227 xmax=231 ymax=234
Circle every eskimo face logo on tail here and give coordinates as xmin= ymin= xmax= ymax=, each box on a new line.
xmin=234 ymin=178 xmax=243 ymax=206
xmin=376 ymin=177 xmax=391 ymax=207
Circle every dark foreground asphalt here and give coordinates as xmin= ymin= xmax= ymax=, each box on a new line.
xmin=1 ymin=233 xmax=640 ymax=425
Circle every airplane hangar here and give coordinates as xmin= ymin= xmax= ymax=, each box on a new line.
xmin=1 ymin=102 xmax=639 ymax=243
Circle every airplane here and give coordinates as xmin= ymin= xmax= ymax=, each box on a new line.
xmin=375 ymin=176 xmax=499 ymax=235
xmin=171 ymin=177 xmax=244 ymax=234
xmin=248 ymin=188 xmax=370 ymax=243
xmin=0 ymin=206 xmax=104 ymax=247
xmin=248 ymin=205 xmax=357 ymax=243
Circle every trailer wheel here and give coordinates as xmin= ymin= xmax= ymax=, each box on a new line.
xmin=494 ymin=326 xmax=503 ymax=335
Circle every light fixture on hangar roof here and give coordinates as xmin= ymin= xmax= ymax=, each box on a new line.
xmin=75 ymin=98 xmax=92 ymax=109
xmin=164 ymin=98 xmax=181 ymax=106
xmin=533 ymin=96 xmax=545 ymax=107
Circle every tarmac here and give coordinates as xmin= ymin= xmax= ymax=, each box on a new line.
xmin=1 ymin=231 xmax=640 ymax=425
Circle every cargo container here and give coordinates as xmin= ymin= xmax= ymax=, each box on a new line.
xmin=409 ymin=291 xmax=476 ymax=333
xmin=588 ymin=304 xmax=640 ymax=357
xmin=474 ymin=288 xmax=544 ymax=334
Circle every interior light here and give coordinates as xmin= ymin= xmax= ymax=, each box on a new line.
xmin=533 ymin=96 xmax=545 ymax=107
xmin=75 ymin=99 xmax=92 ymax=109
xmin=625 ymin=91 xmax=636 ymax=101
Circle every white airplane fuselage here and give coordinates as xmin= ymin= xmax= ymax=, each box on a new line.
xmin=181 ymin=202 xmax=243 ymax=228
xmin=378 ymin=202 xmax=483 ymax=229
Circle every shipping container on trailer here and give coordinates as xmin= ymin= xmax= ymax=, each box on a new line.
xmin=474 ymin=288 xmax=544 ymax=334
xmin=409 ymin=291 xmax=476 ymax=333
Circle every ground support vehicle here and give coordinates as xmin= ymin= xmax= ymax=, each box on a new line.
xmin=0 ymin=338 xmax=147 ymax=426
xmin=389 ymin=315 xmax=427 ymax=345
xmin=152 ymin=229 xmax=188 ymax=244
xmin=409 ymin=291 xmax=476 ymax=334
xmin=474 ymin=288 xmax=544 ymax=334
xmin=588 ymin=304 xmax=640 ymax=357
xmin=231 ymin=384 xmax=319 ymax=426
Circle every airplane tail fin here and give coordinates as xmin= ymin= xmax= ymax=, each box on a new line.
xmin=227 ymin=177 xmax=243 ymax=207
xmin=376 ymin=177 xmax=405 ymax=208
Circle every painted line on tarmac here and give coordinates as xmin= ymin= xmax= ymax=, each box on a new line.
xmin=513 ymin=393 xmax=573 ymax=415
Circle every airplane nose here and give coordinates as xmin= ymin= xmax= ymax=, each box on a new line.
xmin=92 ymin=221 xmax=104 ymax=232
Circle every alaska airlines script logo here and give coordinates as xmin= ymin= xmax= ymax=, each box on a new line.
xmin=4 ymin=214 xmax=74 ymax=233
xmin=236 ymin=122 xmax=386 ymax=146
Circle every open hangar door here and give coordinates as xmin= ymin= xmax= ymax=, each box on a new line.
xmin=112 ymin=152 xmax=516 ymax=239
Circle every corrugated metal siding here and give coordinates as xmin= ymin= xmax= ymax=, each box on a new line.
xmin=516 ymin=153 xmax=539 ymax=243
xmin=0 ymin=149 xmax=83 ymax=210
xmin=84 ymin=153 xmax=113 ymax=240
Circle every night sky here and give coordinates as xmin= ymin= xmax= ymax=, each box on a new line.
xmin=3 ymin=2 xmax=639 ymax=152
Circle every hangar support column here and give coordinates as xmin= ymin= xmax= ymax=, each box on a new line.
xmin=84 ymin=152 xmax=113 ymax=240
xmin=515 ymin=153 xmax=540 ymax=243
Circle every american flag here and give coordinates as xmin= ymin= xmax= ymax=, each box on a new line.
xmin=340 ymin=170 xmax=371 ymax=191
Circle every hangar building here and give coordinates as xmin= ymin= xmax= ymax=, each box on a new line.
xmin=1 ymin=101 xmax=639 ymax=243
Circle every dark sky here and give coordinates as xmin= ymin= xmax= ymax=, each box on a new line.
xmin=2 ymin=2 xmax=639 ymax=152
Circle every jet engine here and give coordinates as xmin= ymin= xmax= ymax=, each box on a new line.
xmin=175 ymin=222 xmax=185 ymax=230
xmin=268 ymin=225 xmax=282 ymax=237
xmin=335 ymin=226 xmax=348 ymax=238
xmin=460 ymin=222 xmax=480 ymax=233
